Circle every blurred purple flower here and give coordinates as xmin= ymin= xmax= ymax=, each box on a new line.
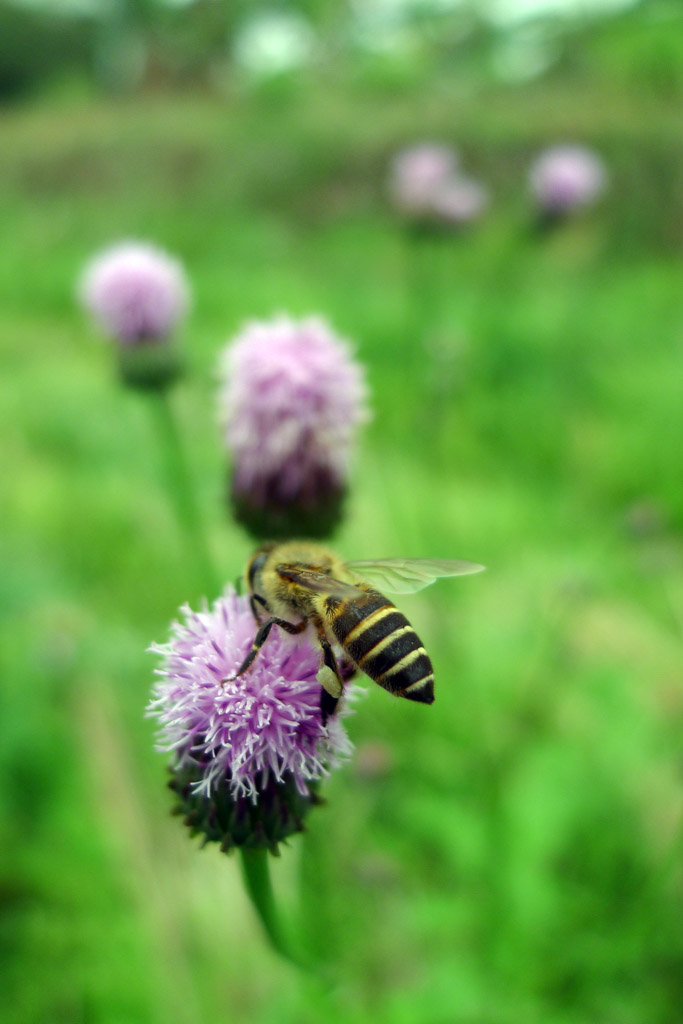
xmin=79 ymin=241 xmax=190 ymax=345
xmin=148 ymin=589 xmax=354 ymax=803
xmin=529 ymin=145 xmax=607 ymax=215
xmin=430 ymin=177 xmax=489 ymax=226
xmin=219 ymin=315 xmax=369 ymax=539
xmin=389 ymin=143 xmax=458 ymax=216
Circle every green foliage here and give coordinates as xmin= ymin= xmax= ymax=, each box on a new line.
xmin=0 ymin=3 xmax=94 ymax=99
xmin=1 ymin=62 xmax=682 ymax=1024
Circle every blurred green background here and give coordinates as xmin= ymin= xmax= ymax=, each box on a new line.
xmin=1 ymin=0 xmax=682 ymax=1022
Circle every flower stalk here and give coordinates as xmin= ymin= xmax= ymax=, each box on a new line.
xmin=239 ymin=848 xmax=306 ymax=968
xmin=147 ymin=389 xmax=218 ymax=597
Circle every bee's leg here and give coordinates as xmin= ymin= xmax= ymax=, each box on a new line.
xmin=319 ymin=682 xmax=341 ymax=727
xmin=313 ymin=621 xmax=344 ymax=725
xmin=249 ymin=592 xmax=270 ymax=624
xmin=223 ymin=617 xmax=305 ymax=683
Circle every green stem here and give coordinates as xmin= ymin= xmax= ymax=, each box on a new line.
xmin=239 ymin=848 xmax=307 ymax=970
xmin=147 ymin=389 xmax=219 ymax=597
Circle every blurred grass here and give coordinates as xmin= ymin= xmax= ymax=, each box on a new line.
xmin=1 ymin=76 xmax=682 ymax=1024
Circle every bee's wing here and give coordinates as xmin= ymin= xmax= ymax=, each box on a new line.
xmin=277 ymin=566 xmax=367 ymax=599
xmin=344 ymin=557 xmax=485 ymax=594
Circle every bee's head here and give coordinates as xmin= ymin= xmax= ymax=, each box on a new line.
xmin=245 ymin=542 xmax=276 ymax=594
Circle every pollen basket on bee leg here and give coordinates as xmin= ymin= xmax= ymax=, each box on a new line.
xmin=317 ymin=664 xmax=343 ymax=698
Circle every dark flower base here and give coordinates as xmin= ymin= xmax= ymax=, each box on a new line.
xmin=117 ymin=342 xmax=182 ymax=390
xmin=230 ymin=474 xmax=347 ymax=542
xmin=531 ymin=209 xmax=570 ymax=236
xmin=168 ymin=763 xmax=322 ymax=854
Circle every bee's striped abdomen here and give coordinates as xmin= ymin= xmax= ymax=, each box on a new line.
xmin=328 ymin=590 xmax=434 ymax=705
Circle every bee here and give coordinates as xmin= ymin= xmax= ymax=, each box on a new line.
xmin=227 ymin=540 xmax=484 ymax=721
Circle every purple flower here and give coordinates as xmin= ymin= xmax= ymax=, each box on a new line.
xmin=219 ymin=315 xmax=369 ymax=539
xmin=389 ymin=143 xmax=458 ymax=216
xmin=79 ymin=241 xmax=190 ymax=345
xmin=148 ymin=590 xmax=354 ymax=805
xmin=430 ymin=177 xmax=489 ymax=226
xmin=389 ymin=144 xmax=489 ymax=229
xmin=529 ymin=145 xmax=607 ymax=215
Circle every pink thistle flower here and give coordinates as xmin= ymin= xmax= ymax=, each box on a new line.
xmin=219 ymin=315 xmax=369 ymax=540
xmin=148 ymin=590 xmax=354 ymax=850
xmin=529 ymin=145 xmax=607 ymax=216
xmin=389 ymin=143 xmax=458 ymax=217
xmin=430 ymin=177 xmax=490 ymax=226
xmin=79 ymin=241 xmax=190 ymax=345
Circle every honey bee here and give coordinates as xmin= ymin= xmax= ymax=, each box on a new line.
xmin=227 ymin=541 xmax=484 ymax=721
